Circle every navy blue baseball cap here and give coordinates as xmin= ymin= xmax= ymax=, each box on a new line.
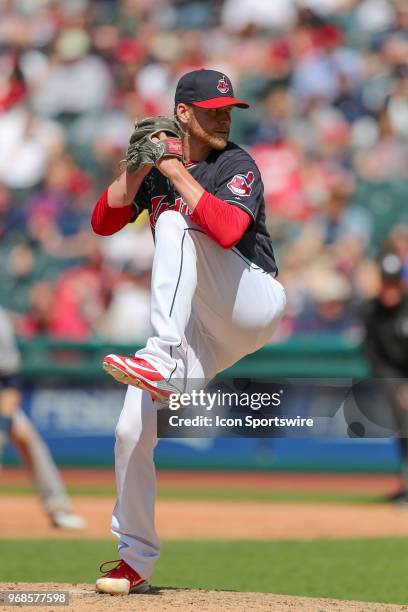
xmin=175 ymin=69 xmax=249 ymax=109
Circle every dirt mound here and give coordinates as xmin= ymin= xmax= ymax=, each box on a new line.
xmin=1 ymin=584 xmax=406 ymax=612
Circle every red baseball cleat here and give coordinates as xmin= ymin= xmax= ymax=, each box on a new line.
xmin=102 ymin=354 xmax=178 ymax=402
xmin=96 ymin=559 xmax=150 ymax=595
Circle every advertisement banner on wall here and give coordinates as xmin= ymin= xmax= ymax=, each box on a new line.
xmin=4 ymin=381 xmax=400 ymax=472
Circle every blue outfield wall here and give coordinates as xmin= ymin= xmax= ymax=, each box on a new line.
xmin=4 ymin=382 xmax=401 ymax=473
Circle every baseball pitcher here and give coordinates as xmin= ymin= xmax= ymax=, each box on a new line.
xmin=92 ymin=69 xmax=286 ymax=594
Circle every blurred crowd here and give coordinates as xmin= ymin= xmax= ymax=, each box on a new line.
xmin=0 ymin=0 xmax=407 ymax=343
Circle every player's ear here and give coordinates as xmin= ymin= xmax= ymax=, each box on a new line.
xmin=175 ymin=103 xmax=190 ymax=126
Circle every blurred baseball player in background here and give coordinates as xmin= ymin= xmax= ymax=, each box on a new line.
xmin=359 ymin=253 xmax=408 ymax=503
xmin=92 ymin=69 xmax=286 ymax=594
xmin=0 ymin=306 xmax=86 ymax=530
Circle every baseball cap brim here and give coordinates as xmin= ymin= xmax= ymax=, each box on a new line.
xmin=192 ymin=96 xmax=249 ymax=109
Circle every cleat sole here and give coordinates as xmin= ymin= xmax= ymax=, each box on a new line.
xmin=103 ymin=362 xmax=169 ymax=402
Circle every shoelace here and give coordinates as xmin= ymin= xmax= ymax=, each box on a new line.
xmin=99 ymin=559 xmax=123 ymax=574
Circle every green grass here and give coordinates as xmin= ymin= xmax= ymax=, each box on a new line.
xmin=0 ymin=484 xmax=384 ymax=504
xmin=160 ymin=488 xmax=382 ymax=504
xmin=1 ymin=539 xmax=407 ymax=604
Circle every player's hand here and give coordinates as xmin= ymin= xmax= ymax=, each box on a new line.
xmin=152 ymin=132 xmax=184 ymax=178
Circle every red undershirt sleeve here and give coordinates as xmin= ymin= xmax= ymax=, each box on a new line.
xmin=190 ymin=191 xmax=252 ymax=249
xmin=91 ymin=189 xmax=135 ymax=236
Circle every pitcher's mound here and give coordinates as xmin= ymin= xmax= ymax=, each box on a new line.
xmin=1 ymin=584 xmax=405 ymax=611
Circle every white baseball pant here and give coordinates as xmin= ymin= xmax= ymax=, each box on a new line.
xmin=111 ymin=210 xmax=286 ymax=578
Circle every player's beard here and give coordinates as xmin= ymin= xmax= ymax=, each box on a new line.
xmin=188 ymin=113 xmax=229 ymax=150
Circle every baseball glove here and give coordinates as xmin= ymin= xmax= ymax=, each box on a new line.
xmin=126 ymin=116 xmax=183 ymax=173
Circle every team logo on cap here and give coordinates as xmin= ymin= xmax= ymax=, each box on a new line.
xmin=217 ymin=76 xmax=230 ymax=94
xmin=227 ymin=171 xmax=255 ymax=197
